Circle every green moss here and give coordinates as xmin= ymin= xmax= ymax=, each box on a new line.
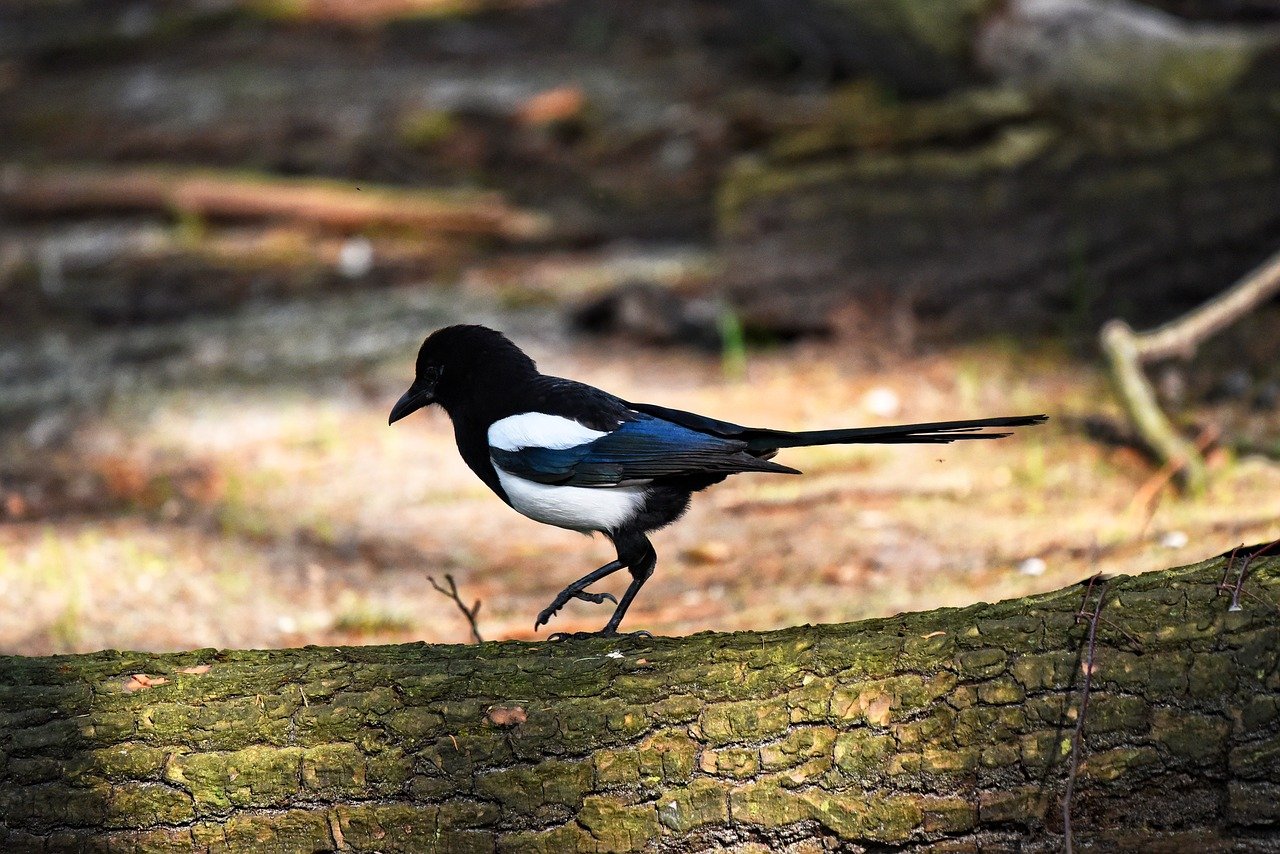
xmin=832 ymin=672 xmax=957 ymax=727
xmin=920 ymin=796 xmax=978 ymax=833
xmin=1019 ymin=730 xmax=1066 ymax=772
xmin=977 ymin=678 xmax=1026 ymax=705
xmin=474 ymin=760 xmax=591 ymax=813
xmin=785 ymin=675 xmax=837 ymax=723
xmin=800 ymin=790 xmax=924 ymax=842
xmin=729 ymin=780 xmax=809 ymax=828
xmin=834 ymin=730 xmax=895 ymax=779
xmin=166 ymin=745 xmax=304 ymax=813
xmin=300 ymin=743 xmax=366 ymax=795
xmin=699 ymin=698 xmax=790 ymax=745
xmin=1084 ymin=694 xmax=1149 ymax=734
xmin=955 ymin=649 xmax=1008 ymax=679
xmin=81 ymin=743 xmax=169 ymax=782
xmin=497 ymin=823 xmax=590 ymax=854
xmin=1080 ymin=747 xmax=1160 ymax=782
xmin=334 ymin=804 xmax=494 ymax=853
xmin=637 ymin=729 xmax=698 ymax=786
xmin=954 ymin=706 xmax=1026 ymax=745
xmin=382 ymin=706 xmax=445 ymax=744
xmin=576 ymin=796 xmax=661 ymax=853
xmin=921 ymin=747 xmax=979 ymax=774
xmin=647 ymin=693 xmax=703 ymax=725
xmin=656 ymin=778 xmax=731 ymax=833
xmin=106 ymin=782 xmax=194 ymax=828
xmin=760 ymin=726 xmax=836 ymax=772
xmin=594 ymin=748 xmax=641 ymax=788
xmin=980 ymin=742 xmax=1020 ymax=769
xmin=366 ymin=746 xmax=414 ymax=793
xmin=194 ymin=811 xmax=332 ymax=851
xmin=695 ymin=745 xmax=752 ymax=777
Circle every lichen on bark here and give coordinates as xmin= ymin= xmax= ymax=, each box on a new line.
xmin=0 ymin=555 xmax=1277 ymax=852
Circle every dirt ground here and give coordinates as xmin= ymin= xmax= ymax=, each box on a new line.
xmin=2 ymin=314 xmax=1277 ymax=655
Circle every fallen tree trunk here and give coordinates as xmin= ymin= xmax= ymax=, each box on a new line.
xmin=718 ymin=1 xmax=1280 ymax=337
xmin=0 ymin=554 xmax=1277 ymax=852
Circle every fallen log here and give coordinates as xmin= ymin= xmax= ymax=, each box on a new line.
xmin=0 ymin=166 xmax=551 ymax=242
xmin=718 ymin=1 xmax=1280 ymax=338
xmin=1 ymin=552 xmax=1277 ymax=852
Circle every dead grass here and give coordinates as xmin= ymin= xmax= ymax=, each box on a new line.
xmin=2 ymin=337 xmax=1278 ymax=653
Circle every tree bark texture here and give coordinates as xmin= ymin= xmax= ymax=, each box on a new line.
xmin=718 ymin=88 xmax=1280 ymax=336
xmin=718 ymin=0 xmax=1280 ymax=335
xmin=1 ymin=554 xmax=1278 ymax=852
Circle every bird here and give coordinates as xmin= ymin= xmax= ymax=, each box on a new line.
xmin=389 ymin=325 xmax=1047 ymax=636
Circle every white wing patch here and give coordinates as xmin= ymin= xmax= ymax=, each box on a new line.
xmin=494 ymin=468 xmax=646 ymax=534
xmin=488 ymin=412 xmax=609 ymax=452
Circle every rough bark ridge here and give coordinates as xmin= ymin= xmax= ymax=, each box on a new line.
xmin=1 ymin=555 xmax=1277 ymax=852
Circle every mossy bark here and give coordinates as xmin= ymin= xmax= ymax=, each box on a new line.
xmin=1 ymin=555 xmax=1277 ymax=852
xmin=718 ymin=86 xmax=1280 ymax=336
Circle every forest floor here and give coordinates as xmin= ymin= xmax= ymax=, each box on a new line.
xmin=3 ymin=299 xmax=1278 ymax=654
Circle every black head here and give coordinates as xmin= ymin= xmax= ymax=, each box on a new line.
xmin=388 ymin=325 xmax=538 ymax=424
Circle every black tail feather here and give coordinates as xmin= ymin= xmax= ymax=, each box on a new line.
xmin=743 ymin=414 xmax=1048 ymax=451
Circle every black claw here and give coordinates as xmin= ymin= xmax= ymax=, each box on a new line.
xmin=534 ymin=587 xmax=619 ymax=632
xmin=547 ymin=629 xmax=653 ymax=642
xmin=575 ymin=591 xmax=617 ymax=606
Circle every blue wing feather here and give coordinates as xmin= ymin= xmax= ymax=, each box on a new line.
xmin=490 ymin=413 xmax=797 ymax=486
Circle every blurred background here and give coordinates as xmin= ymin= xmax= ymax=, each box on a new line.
xmin=2 ymin=0 xmax=1279 ymax=653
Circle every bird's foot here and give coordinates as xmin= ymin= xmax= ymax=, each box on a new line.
xmin=534 ymin=588 xmax=618 ymax=631
xmin=547 ymin=629 xmax=653 ymax=642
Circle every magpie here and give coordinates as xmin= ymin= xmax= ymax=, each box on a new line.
xmin=389 ymin=325 xmax=1046 ymax=636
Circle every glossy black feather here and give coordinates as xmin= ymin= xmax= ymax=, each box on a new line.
xmin=490 ymin=413 xmax=798 ymax=487
xmin=626 ymin=403 xmax=1047 ymax=450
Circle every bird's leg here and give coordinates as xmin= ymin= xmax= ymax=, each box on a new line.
xmin=599 ymin=535 xmax=656 ymax=636
xmin=534 ymin=559 xmax=623 ymax=631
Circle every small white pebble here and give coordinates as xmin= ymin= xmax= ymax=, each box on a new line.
xmin=862 ymin=387 xmax=901 ymax=419
xmin=606 ymin=650 xmax=624 ymax=659
xmin=1160 ymin=530 xmax=1189 ymax=549
xmin=1017 ymin=557 xmax=1047 ymax=577
xmin=338 ymin=237 xmax=374 ymax=279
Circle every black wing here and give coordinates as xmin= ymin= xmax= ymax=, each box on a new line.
xmin=490 ymin=412 xmax=798 ymax=487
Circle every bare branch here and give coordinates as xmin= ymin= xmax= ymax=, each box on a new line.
xmin=428 ymin=574 xmax=484 ymax=644
xmin=1100 ymin=246 xmax=1280 ymax=494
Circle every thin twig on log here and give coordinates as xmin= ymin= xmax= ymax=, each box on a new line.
xmin=428 ymin=574 xmax=485 ymax=644
xmin=1099 ymin=247 xmax=1280 ymax=494
xmin=1218 ymin=538 xmax=1280 ymax=615
xmin=1063 ymin=573 xmax=1108 ymax=854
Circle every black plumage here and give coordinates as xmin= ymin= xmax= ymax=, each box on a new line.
xmin=389 ymin=325 xmax=1047 ymax=635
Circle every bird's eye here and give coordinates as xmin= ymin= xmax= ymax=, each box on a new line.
xmin=422 ymin=365 xmax=441 ymax=382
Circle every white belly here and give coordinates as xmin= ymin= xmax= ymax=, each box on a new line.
xmin=494 ymin=467 xmax=646 ymax=534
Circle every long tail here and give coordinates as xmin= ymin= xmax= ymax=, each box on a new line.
xmin=742 ymin=414 xmax=1048 ymax=451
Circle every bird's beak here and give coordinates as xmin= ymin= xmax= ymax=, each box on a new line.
xmin=388 ymin=384 xmax=435 ymax=425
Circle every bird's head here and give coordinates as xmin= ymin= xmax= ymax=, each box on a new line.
xmin=388 ymin=325 xmax=538 ymax=424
